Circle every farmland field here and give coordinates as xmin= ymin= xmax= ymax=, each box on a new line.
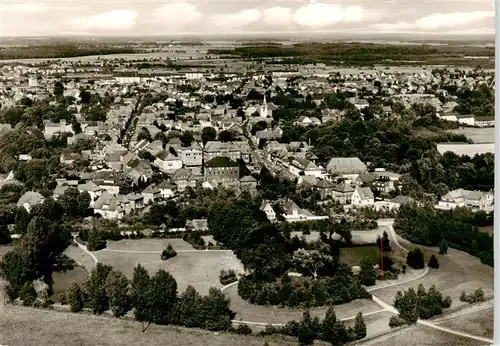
xmin=0 ymin=306 xmax=302 ymax=346
xmin=94 ymin=248 xmax=243 ymax=295
xmin=223 ymin=283 xmax=382 ymax=324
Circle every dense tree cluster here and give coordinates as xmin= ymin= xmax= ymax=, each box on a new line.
xmin=395 ymin=205 xmax=493 ymax=266
xmin=260 ymin=307 xmax=366 ymax=345
xmin=219 ymin=269 xmax=238 ymax=285
xmin=238 ymin=271 xmax=370 ymax=308
xmin=0 ymin=216 xmax=72 ymax=300
xmin=393 ymin=284 xmax=451 ymax=324
xmin=66 ymin=263 xmax=235 ymax=332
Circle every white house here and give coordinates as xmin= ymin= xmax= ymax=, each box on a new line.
xmin=43 ymin=119 xmax=74 ymax=139
xmin=281 ymin=200 xmax=329 ymax=222
xmin=351 ymin=187 xmax=375 ymax=207
xmin=93 ymin=191 xmax=127 ymax=220
xmin=157 ymin=181 xmax=176 ymax=198
xmin=17 ymin=191 xmax=45 ymax=213
xmin=260 ymin=200 xmax=276 ymax=222
xmin=437 ymin=189 xmax=494 ymax=212
xmin=78 ymin=182 xmax=104 ymax=207
xmin=154 ymin=151 xmax=183 ymax=174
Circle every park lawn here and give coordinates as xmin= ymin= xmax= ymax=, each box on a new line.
xmin=370 ymin=236 xmax=493 ymax=311
xmin=0 ymin=306 xmax=302 ymax=346
xmin=94 ymin=250 xmax=243 ymax=295
xmin=340 ymin=246 xmax=380 ymax=266
xmin=105 ymin=238 xmax=195 ymax=251
xmin=50 ymin=266 xmax=88 ymax=302
xmin=357 ymin=324 xmax=480 ymax=346
xmin=223 ymin=283 xmax=382 ymax=325
xmin=437 ymin=308 xmax=493 ymax=339
xmin=64 ymin=243 xmax=96 ymax=269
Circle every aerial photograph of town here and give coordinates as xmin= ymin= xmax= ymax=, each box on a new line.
xmin=0 ymin=1 xmax=496 ymax=345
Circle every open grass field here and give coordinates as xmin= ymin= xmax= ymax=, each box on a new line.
xmin=0 ymin=306 xmax=302 ymax=346
xmin=371 ymin=236 xmax=493 ymax=312
xmin=105 ymin=238 xmax=195 ymax=251
xmin=50 ymin=267 xmax=88 ymax=302
xmin=64 ymin=243 xmax=96 ymax=269
xmin=340 ymin=246 xmax=380 ymax=267
xmin=437 ymin=308 xmax=493 ymax=339
xmin=94 ymin=249 xmax=243 ymax=295
xmin=447 ymin=127 xmax=495 ymax=144
xmin=223 ymin=283 xmax=382 ymax=325
xmin=356 ymin=324 xmax=482 ymax=346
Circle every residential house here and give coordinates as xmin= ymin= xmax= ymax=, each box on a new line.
xmin=437 ymin=189 xmax=494 ymax=212
xmin=126 ymin=193 xmax=145 ymax=210
xmin=294 ymin=116 xmax=321 ymax=127
xmin=315 ymin=179 xmax=336 ymax=200
xmin=17 ymin=191 xmax=45 ymax=213
xmin=281 ymin=199 xmax=329 ymax=222
xmin=93 ymin=191 xmax=127 ymax=220
xmin=374 ymin=195 xmax=416 ymax=212
xmin=78 ymin=181 xmax=104 ymax=207
xmin=350 ymin=187 xmax=375 ymax=208
xmin=260 ymin=200 xmax=276 ymax=222
xmin=239 ymin=175 xmax=258 ymax=195
xmin=141 ymin=184 xmax=161 ymax=204
xmin=204 ymin=157 xmax=240 ymax=188
xmin=154 ymin=150 xmax=183 ymax=174
xmin=43 ymin=119 xmax=74 ymax=139
xmin=331 ymin=182 xmax=355 ymax=204
xmin=171 ymin=167 xmax=197 ymax=192
xmin=179 ymin=141 xmax=203 ymax=168
xmin=203 ymin=141 xmax=241 ymax=162
xmin=157 ymin=180 xmax=176 ymax=198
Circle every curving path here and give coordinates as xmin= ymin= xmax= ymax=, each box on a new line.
xmin=73 ymin=235 xmax=99 ymax=265
xmin=101 ymin=249 xmax=233 ymax=254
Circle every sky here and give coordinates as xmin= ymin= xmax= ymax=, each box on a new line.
xmin=0 ymin=0 xmax=495 ymax=37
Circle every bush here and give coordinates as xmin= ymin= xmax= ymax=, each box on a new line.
xmin=406 ymin=248 xmax=425 ymax=269
xmin=460 ymin=288 xmax=486 ymax=304
xmin=86 ymin=230 xmax=106 ymax=251
xmin=402 ymin=265 xmax=406 ymax=274
xmin=161 ymin=244 xmax=177 ymax=260
xmin=183 ymin=231 xmax=206 ymax=249
xmin=235 ymin=323 xmax=253 ymax=335
xmin=442 ymin=296 xmax=452 ymax=308
xmin=220 ymin=269 xmax=238 ymax=286
xmin=59 ymin=293 xmax=67 ymax=305
xmin=428 ymin=255 xmax=439 ymax=269
xmin=389 ymin=315 xmax=406 ymax=328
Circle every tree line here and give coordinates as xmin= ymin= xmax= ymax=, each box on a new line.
xmin=394 ymin=205 xmax=493 ymax=266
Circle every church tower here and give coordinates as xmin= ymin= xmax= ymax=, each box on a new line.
xmin=260 ymin=95 xmax=268 ymax=118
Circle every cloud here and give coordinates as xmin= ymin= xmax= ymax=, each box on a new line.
xmin=212 ymin=9 xmax=262 ymax=30
xmin=374 ymin=10 xmax=494 ymax=32
xmin=152 ymin=3 xmax=204 ymax=29
xmin=415 ymin=11 xmax=494 ymax=29
xmin=262 ymin=7 xmax=292 ymax=27
xmin=71 ymin=10 xmax=137 ymax=31
xmin=293 ymin=4 xmax=364 ymax=28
